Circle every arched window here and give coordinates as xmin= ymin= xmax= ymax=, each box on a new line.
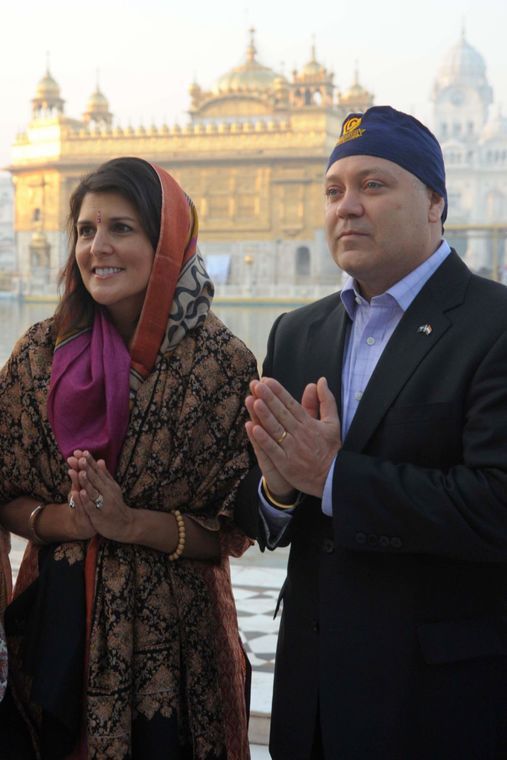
xmin=296 ymin=246 xmax=311 ymax=277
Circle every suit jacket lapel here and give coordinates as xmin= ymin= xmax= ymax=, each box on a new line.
xmin=306 ymin=300 xmax=350 ymax=421
xmin=343 ymin=251 xmax=470 ymax=452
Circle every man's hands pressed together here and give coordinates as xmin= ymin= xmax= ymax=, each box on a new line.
xmin=245 ymin=376 xmax=342 ymax=501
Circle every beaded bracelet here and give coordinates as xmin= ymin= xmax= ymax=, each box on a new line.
xmin=169 ymin=509 xmax=186 ymax=561
xmin=261 ymin=477 xmax=300 ymax=510
xmin=29 ymin=503 xmax=47 ymax=545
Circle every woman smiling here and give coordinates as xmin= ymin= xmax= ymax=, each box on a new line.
xmin=0 ymin=157 xmax=257 ymax=759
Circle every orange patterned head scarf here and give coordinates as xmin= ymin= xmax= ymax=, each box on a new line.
xmin=129 ymin=162 xmax=214 ymax=391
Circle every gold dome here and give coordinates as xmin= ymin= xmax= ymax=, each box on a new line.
xmin=215 ymin=28 xmax=285 ymax=93
xmin=86 ymin=87 xmax=109 ymax=113
xmin=35 ymin=69 xmax=61 ymax=100
xmin=32 ymin=63 xmax=65 ymax=117
xmin=341 ymin=82 xmax=365 ymax=101
xmin=339 ymin=65 xmax=373 ymax=110
xmin=83 ymin=80 xmax=113 ymax=125
xmin=301 ymin=45 xmax=324 ymax=77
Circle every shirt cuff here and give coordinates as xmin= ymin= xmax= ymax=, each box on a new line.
xmin=321 ymin=455 xmax=338 ymax=517
xmin=258 ymin=479 xmax=294 ymax=548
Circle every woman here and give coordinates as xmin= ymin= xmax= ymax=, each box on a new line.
xmin=0 ymin=158 xmax=257 ymax=759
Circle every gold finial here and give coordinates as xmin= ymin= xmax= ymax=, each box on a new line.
xmin=45 ymin=50 xmax=51 ymax=75
xmin=247 ymin=27 xmax=257 ymax=62
xmin=311 ymin=35 xmax=317 ymax=62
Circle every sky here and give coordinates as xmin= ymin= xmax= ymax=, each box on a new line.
xmin=1 ymin=0 xmax=506 ymax=171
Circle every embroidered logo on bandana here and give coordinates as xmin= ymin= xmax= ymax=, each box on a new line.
xmin=337 ymin=115 xmax=365 ymax=145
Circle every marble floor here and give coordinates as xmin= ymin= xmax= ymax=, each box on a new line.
xmin=230 ymin=560 xmax=286 ymax=716
xmin=250 ymin=745 xmax=270 ymax=759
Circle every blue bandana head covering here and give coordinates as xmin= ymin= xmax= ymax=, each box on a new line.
xmin=327 ymin=105 xmax=447 ymax=222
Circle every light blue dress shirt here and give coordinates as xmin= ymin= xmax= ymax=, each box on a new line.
xmin=260 ymin=240 xmax=452 ymax=539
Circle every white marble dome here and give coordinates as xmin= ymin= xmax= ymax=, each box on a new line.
xmin=436 ymin=32 xmax=488 ymax=89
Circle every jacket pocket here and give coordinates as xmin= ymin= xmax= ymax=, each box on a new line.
xmin=417 ymin=615 xmax=507 ymax=664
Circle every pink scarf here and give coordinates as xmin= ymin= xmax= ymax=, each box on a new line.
xmin=47 ymin=309 xmax=130 ymax=473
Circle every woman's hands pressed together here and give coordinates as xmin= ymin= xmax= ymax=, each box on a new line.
xmin=67 ymin=450 xmax=135 ymax=543
xmin=66 ymin=449 xmax=220 ymax=558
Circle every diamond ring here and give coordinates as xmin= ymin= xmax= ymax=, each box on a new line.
xmin=94 ymin=493 xmax=104 ymax=510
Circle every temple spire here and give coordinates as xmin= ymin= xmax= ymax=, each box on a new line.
xmin=247 ymin=27 xmax=257 ymax=63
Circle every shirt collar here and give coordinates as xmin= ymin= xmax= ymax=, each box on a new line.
xmin=341 ymin=239 xmax=451 ymax=320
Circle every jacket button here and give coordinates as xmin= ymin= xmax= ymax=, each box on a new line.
xmin=379 ymin=536 xmax=390 ymax=548
xmin=355 ymin=532 xmax=366 ymax=545
xmin=312 ymin=620 xmax=319 ymax=633
xmin=391 ymin=537 xmax=402 ymax=549
xmin=322 ymin=538 xmax=335 ymax=553
xmin=367 ymin=534 xmax=378 ymax=546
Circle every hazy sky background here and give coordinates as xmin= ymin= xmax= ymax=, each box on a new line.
xmin=1 ymin=0 xmax=505 ymax=170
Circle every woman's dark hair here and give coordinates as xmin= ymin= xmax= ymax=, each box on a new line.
xmin=54 ymin=157 xmax=162 ymax=334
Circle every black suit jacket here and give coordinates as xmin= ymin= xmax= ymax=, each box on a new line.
xmin=238 ymin=252 xmax=507 ymax=759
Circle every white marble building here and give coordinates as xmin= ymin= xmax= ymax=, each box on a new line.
xmin=433 ymin=30 xmax=507 ymax=277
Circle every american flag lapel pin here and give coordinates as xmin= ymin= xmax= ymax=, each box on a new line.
xmin=417 ymin=324 xmax=433 ymax=336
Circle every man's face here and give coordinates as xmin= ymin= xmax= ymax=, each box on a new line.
xmin=325 ymin=155 xmax=444 ymax=299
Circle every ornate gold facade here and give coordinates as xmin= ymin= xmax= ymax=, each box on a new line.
xmin=9 ymin=31 xmax=374 ymax=296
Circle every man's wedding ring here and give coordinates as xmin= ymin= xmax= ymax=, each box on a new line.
xmin=276 ymin=429 xmax=288 ymax=445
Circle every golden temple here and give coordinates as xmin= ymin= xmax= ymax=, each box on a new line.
xmin=8 ymin=30 xmax=374 ymax=297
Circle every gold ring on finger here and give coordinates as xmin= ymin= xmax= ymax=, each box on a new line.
xmin=276 ymin=429 xmax=288 ymax=445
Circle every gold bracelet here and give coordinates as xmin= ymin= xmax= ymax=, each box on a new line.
xmin=169 ymin=509 xmax=186 ymax=561
xmin=29 ymin=503 xmax=47 ymax=545
xmin=261 ymin=477 xmax=299 ymax=510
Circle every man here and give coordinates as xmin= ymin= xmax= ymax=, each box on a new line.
xmin=239 ymin=106 xmax=507 ymax=759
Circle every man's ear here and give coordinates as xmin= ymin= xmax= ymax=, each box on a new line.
xmin=428 ymin=191 xmax=445 ymax=223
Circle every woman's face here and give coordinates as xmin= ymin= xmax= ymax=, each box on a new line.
xmin=75 ymin=192 xmax=156 ymax=332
